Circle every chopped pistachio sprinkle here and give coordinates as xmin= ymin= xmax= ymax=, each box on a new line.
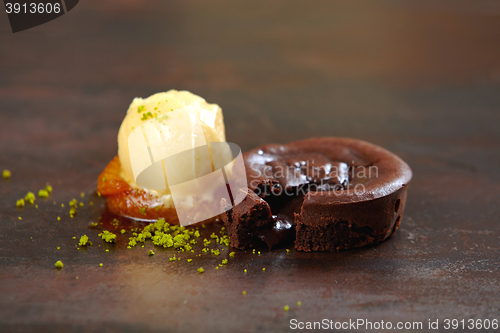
xmin=120 ymin=229 xmax=126 ymax=234
xmin=221 ymin=259 xmax=228 ymax=265
xmin=284 ymin=305 xmax=290 ymax=312
xmin=3 ymin=169 xmax=11 ymax=179
xmin=79 ymin=235 xmax=92 ymax=246
xmin=286 ymin=249 xmax=291 ymax=253
xmin=25 ymin=192 xmax=35 ymax=204
xmin=140 ymin=207 xmax=147 ymax=215
xmin=55 ymin=260 xmax=63 ymax=269
xmin=18 ymin=216 xmax=22 ymax=220
xmin=98 ymin=230 xmax=117 ymax=243
xmin=45 ymin=184 xmax=52 ymax=193
xmin=57 ymin=217 xmax=61 ymax=221
xmin=105 ymin=249 xmax=109 ymax=252
xmin=148 ymin=250 xmax=155 ymax=256
xmin=211 ymin=249 xmax=220 ymax=256
xmin=80 ymin=192 xmax=85 ymax=198
xmin=187 ymin=259 xmax=192 ymax=263
xmin=244 ymin=269 xmax=247 ymax=274
xmin=137 ymin=105 xmax=145 ymax=113
xmin=242 ymin=291 xmax=247 ymax=295
xmin=72 ymin=236 xmax=76 ymax=240
xmin=297 ymin=301 xmax=302 ymax=306
xmin=57 ymin=247 xmax=60 ymax=250
xmin=16 ymin=199 xmax=25 ymax=208
xmin=229 ymin=251 xmax=235 ymax=258
xmin=99 ymin=263 xmax=103 ymax=267
xmin=197 ymin=267 xmax=204 ymax=274
xmin=262 ymin=268 xmax=266 ymax=271
xmin=38 ymin=189 xmax=49 ymax=198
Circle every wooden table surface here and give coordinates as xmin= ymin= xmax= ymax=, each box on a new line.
xmin=1 ymin=1 xmax=499 ymax=332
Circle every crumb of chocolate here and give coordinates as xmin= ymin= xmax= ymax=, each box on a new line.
xmin=55 ymin=260 xmax=63 ymax=269
xmin=3 ymin=170 xmax=11 ymax=179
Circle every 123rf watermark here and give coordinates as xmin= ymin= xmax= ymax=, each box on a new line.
xmin=290 ymin=318 xmax=499 ymax=330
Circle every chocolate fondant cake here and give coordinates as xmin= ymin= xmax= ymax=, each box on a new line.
xmin=221 ymin=137 xmax=412 ymax=252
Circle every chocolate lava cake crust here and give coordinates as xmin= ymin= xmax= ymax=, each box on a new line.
xmin=223 ymin=137 xmax=412 ymax=252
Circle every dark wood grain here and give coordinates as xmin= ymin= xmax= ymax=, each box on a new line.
xmin=1 ymin=1 xmax=499 ymax=332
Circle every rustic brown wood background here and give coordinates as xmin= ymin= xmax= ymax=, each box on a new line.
xmin=1 ymin=1 xmax=499 ymax=332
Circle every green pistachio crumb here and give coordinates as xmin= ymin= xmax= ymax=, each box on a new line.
xmin=140 ymin=207 xmax=147 ymax=215
xmin=286 ymin=249 xmax=291 ymax=253
xmin=105 ymin=249 xmax=109 ymax=252
xmin=211 ymin=249 xmax=220 ymax=256
xmin=197 ymin=267 xmax=204 ymax=274
xmin=258 ymin=251 xmax=261 ymax=255
xmin=57 ymin=247 xmax=60 ymax=250
xmin=98 ymin=230 xmax=117 ymax=243
xmin=127 ymin=246 xmax=131 ymax=249
xmin=229 ymin=252 xmax=235 ymax=258
xmin=99 ymin=263 xmax=103 ymax=267
xmin=78 ymin=235 xmax=92 ymax=246
xmin=55 ymin=260 xmax=63 ymax=268
xmin=38 ymin=189 xmax=49 ymax=198
xmin=72 ymin=236 xmax=76 ymax=240
xmin=221 ymin=259 xmax=228 ymax=265
xmin=2 ymin=169 xmax=11 ymax=179
xmin=69 ymin=207 xmax=77 ymax=217
xmin=242 ymin=291 xmax=246 ymax=295
xmin=137 ymin=105 xmax=145 ymax=113
xmin=18 ymin=216 xmax=22 ymax=220
xmin=45 ymin=184 xmax=52 ymax=193
xmin=187 ymin=259 xmax=192 ymax=263
xmin=148 ymin=250 xmax=155 ymax=256
xmin=25 ymin=192 xmax=35 ymax=204
xmin=80 ymin=192 xmax=85 ymax=198
xmin=61 ymin=203 xmax=64 ymax=207
xmin=297 ymin=301 xmax=302 ymax=306
xmin=244 ymin=269 xmax=247 ymax=274
xmin=284 ymin=305 xmax=290 ymax=312
xmin=216 ymin=266 xmax=219 ymax=269
xmin=16 ymin=199 xmax=25 ymax=208
xmin=120 ymin=229 xmax=126 ymax=234
xmin=57 ymin=217 xmax=61 ymax=221
xmin=262 ymin=268 xmax=266 ymax=271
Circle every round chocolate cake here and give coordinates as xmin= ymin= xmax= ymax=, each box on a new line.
xmin=221 ymin=137 xmax=412 ymax=252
